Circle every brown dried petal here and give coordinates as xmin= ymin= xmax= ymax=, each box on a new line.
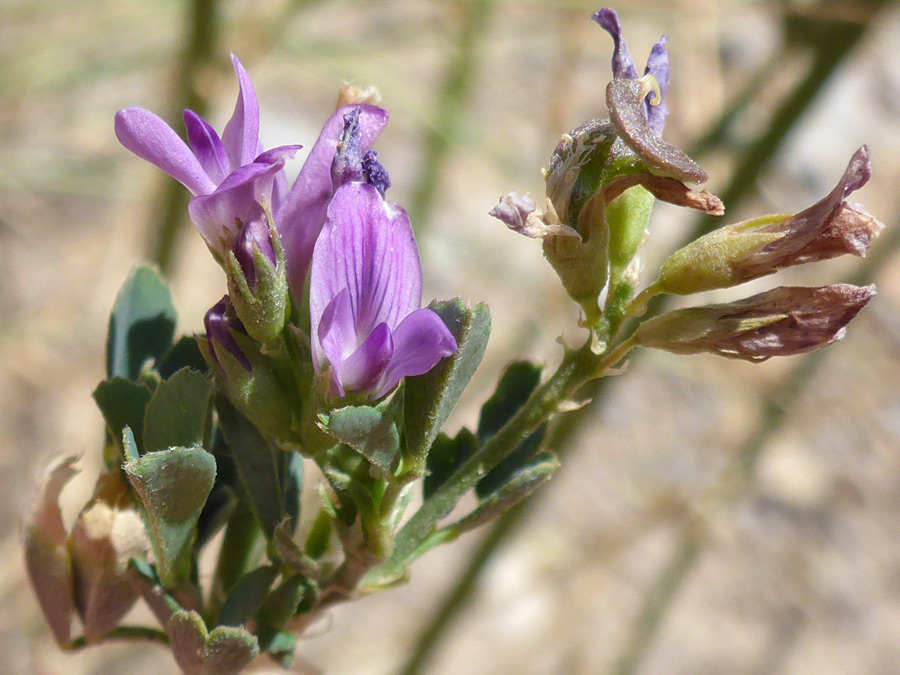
xmin=22 ymin=455 xmax=79 ymax=645
xmin=736 ymin=146 xmax=882 ymax=277
xmin=606 ymin=78 xmax=708 ymax=184
xmin=636 ymin=284 xmax=876 ymax=361
xmin=601 ymin=173 xmax=724 ymax=215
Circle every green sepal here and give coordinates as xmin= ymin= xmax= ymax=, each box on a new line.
xmin=318 ymin=405 xmax=400 ymax=475
xmin=92 ymin=377 xmax=152 ymax=457
xmin=142 ymin=368 xmax=212 ymax=454
xmin=216 ymin=565 xmax=278 ymax=628
xmin=168 ymin=609 xmax=259 ymax=675
xmin=198 ymin=335 xmax=295 ymax=441
xmin=106 ymin=265 xmax=176 ymax=381
xmin=216 ymin=396 xmax=286 ymax=539
xmin=225 ymin=211 xmax=289 ymax=346
xmin=455 ymin=451 xmax=559 ymax=533
xmin=423 ymin=428 xmax=477 ymax=500
xmin=123 ymin=440 xmax=216 ymax=588
xmin=402 ymin=300 xmax=491 ymax=470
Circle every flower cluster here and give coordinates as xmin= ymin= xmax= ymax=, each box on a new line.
xmin=116 ymin=57 xmax=456 ymax=402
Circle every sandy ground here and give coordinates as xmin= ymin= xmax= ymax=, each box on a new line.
xmin=3 ymin=1 xmax=900 ymax=673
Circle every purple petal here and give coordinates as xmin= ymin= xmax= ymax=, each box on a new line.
xmin=222 ymin=55 xmax=261 ymax=169
xmin=592 ymin=9 xmax=639 ymax=80
xmin=374 ymin=308 xmax=458 ymax=398
xmin=316 ymin=288 xmax=357 ymax=396
xmin=277 ymin=104 xmax=389 ymax=299
xmin=342 ymin=322 xmax=394 ymax=394
xmin=183 ymin=109 xmax=230 ymax=185
xmin=643 ymin=36 xmax=669 ymax=136
xmin=188 ymin=161 xmax=284 ymax=254
xmin=254 ymin=144 xmax=303 ymax=165
xmin=310 ymin=182 xmax=422 ymax=346
xmin=115 ymin=107 xmax=216 ymax=196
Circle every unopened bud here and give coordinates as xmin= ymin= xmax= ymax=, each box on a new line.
xmin=199 ymin=296 xmax=294 ymax=438
xmin=226 ymin=211 xmax=289 ymax=345
xmin=634 ymin=284 xmax=876 ymax=361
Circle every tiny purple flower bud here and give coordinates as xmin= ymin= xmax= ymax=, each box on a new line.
xmin=233 ymin=218 xmax=277 ymax=292
xmin=310 ymin=183 xmax=457 ymax=399
xmin=635 ymin=284 xmax=876 ymax=361
xmin=204 ymin=296 xmax=252 ymax=372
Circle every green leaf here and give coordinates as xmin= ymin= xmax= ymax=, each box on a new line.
xmin=282 ymin=452 xmax=304 ymax=531
xmin=403 ymin=300 xmax=490 ymax=465
xmin=217 ymin=566 xmax=277 ymax=628
xmin=423 ymin=428 xmax=477 ymax=499
xmin=143 ymin=368 xmax=212 ymax=453
xmin=475 ymin=361 xmax=545 ymax=499
xmin=92 ymin=378 xmax=152 ymax=456
xmin=168 ymin=610 xmax=259 ymax=675
xmin=106 ymin=265 xmax=176 ymax=381
xmin=159 ymin=335 xmax=209 ymax=379
xmin=454 ymin=451 xmax=559 ymax=533
xmin=272 ymin=521 xmax=319 ymax=576
xmin=124 ymin=445 xmax=216 ymax=587
xmin=318 ymin=406 xmax=400 ymax=474
xmin=216 ymin=396 xmax=284 ymax=538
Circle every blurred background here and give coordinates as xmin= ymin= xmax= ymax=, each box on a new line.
xmin=3 ymin=0 xmax=900 ymax=673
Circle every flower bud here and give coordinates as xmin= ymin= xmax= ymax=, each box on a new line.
xmin=226 ymin=212 xmax=289 ymax=345
xmin=654 ymin=147 xmax=883 ymax=296
xmin=634 ymin=284 xmax=876 ymax=361
xmin=199 ymin=296 xmax=295 ymax=438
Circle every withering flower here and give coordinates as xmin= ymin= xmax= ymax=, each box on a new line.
xmin=309 ymin=183 xmax=457 ymax=400
xmin=654 ymin=146 xmax=884 ymax=295
xmin=634 ymin=284 xmax=876 ymax=361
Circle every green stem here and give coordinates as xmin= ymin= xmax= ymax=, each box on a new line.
xmin=147 ymin=0 xmax=219 ymax=273
xmin=366 ymin=343 xmax=599 ymax=587
xmin=66 ymin=625 xmax=170 ymax=650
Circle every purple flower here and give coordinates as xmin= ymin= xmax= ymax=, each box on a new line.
xmin=593 ymin=8 xmax=669 ymax=136
xmin=115 ymin=55 xmax=300 ymax=257
xmin=276 ymin=104 xmax=389 ymax=299
xmin=309 ymin=182 xmax=457 ymax=399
